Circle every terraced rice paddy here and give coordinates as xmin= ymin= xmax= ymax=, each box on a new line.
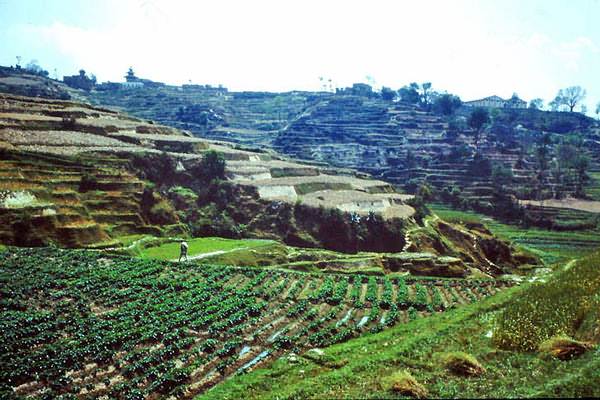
xmin=0 ymin=247 xmax=512 ymax=399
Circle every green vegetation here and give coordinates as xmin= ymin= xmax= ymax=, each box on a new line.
xmin=194 ymin=150 xmax=226 ymax=182
xmin=0 ymin=247 xmax=510 ymax=398
xmin=587 ymin=171 xmax=600 ymax=201
xmin=381 ymin=370 xmax=428 ymax=398
xmin=140 ymin=237 xmax=274 ymax=260
xmin=204 ymin=255 xmax=600 ymax=399
xmin=430 ymin=203 xmax=600 ymax=265
xmin=493 ymin=252 xmax=600 ymax=351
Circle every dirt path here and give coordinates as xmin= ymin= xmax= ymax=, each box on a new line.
xmin=402 ymin=214 xmax=440 ymax=252
xmin=173 ymin=247 xmax=248 ymax=262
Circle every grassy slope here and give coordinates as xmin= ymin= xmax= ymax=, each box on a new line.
xmin=202 ymin=253 xmax=600 ymax=399
xmin=429 ymin=203 xmax=600 ymax=265
xmin=494 ymin=252 xmax=600 ymax=350
xmin=140 ymin=237 xmax=275 ymax=260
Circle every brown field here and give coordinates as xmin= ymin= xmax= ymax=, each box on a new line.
xmin=520 ymin=198 xmax=600 ymax=213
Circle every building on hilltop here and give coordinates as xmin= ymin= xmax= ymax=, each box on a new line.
xmin=120 ymin=67 xmax=164 ymax=89
xmin=335 ymin=83 xmax=376 ymax=98
xmin=63 ymin=70 xmax=96 ymax=91
xmin=464 ymin=94 xmax=527 ymax=109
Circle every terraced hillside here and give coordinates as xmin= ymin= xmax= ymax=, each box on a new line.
xmin=4 ymin=68 xmax=598 ymax=214
xmin=276 ymin=96 xmax=600 ymax=203
xmin=0 ymin=92 xmax=541 ymax=275
xmin=0 ymin=152 xmax=172 ymax=247
xmin=90 ymin=85 xmax=320 ymax=147
xmin=0 ymin=247 xmax=514 ymax=399
xmin=0 ymin=93 xmax=422 ymax=249
xmin=275 ymin=96 xmax=448 ymax=173
xmin=0 ymin=67 xmax=73 ymax=100
xmin=87 ymin=81 xmax=600 ymax=209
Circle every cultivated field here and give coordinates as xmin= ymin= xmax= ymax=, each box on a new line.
xmin=0 ymin=247 xmax=512 ymax=399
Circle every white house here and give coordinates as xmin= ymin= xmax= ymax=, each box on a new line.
xmin=464 ymin=95 xmax=527 ymax=109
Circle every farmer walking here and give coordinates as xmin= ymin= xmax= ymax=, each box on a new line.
xmin=179 ymin=240 xmax=189 ymax=262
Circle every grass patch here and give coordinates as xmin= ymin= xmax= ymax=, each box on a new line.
xmin=199 ymin=242 xmax=289 ymax=266
xmin=140 ymin=237 xmax=275 ymax=260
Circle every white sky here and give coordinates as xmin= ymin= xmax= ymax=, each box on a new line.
xmin=1 ymin=0 xmax=599 ymax=113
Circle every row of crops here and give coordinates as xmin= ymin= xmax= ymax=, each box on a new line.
xmin=0 ymin=247 xmax=512 ymax=399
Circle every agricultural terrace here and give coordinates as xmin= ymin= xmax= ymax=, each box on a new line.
xmin=430 ymin=203 xmax=600 ymax=265
xmin=0 ymin=247 xmax=512 ymax=398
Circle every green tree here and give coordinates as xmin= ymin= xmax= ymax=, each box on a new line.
xmin=398 ymin=83 xmax=421 ymax=104
xmin=468 ymin=107 xmax=490 ymax=146
xmin=491 ymin=164 xmax=513 ymax=187
xmin=536 ymin=133 xmax=552 ymax=173
xmin=380 ymin=86 xmax=396 ymax=101
xmin=421 ymin=82 xmax=432 ymax=105
xmin=596 ymin=101 xmax=600 ymax=119
xmin=529 ymin=98 xmax=544 ymax=110
xmin=557 ymin=143 xmax=577 ymax=170
xmin=553 ymin=86 xmax=586 ymax=112
xmin=573 ymin=155 xmax=590 ymax=197
xmin=196 ymin=150 xmax=226 ymax=182
xmin=433 ymin=94 xmax=462 ymax=115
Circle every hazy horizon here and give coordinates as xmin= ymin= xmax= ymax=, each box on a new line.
xmin=1 ymin=0 xmax=599 ymax=113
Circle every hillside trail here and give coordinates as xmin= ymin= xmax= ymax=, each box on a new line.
xmin=172 ymin=246 xmax=249 ymax=262
xmin=402 ymin=214 xmax=440 ymax=252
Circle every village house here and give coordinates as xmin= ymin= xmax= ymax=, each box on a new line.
xmin=464 ymin=94 xmax=527 ymax=109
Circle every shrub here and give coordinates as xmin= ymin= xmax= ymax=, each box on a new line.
xmin=192 ymin=150 xmax=226 ymax=182
xmin=538 ymin=335 xmax=594 ymax=360
xmin=79 ymin=173 xmax=98 ymax=193
xmin=439 ymin=352 xmax=485 ymax=376
xmin=381 ymin=370 xmax=428 ymax=398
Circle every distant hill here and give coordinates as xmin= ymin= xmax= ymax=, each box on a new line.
xmin=1 ymin=66 xmax=597 ymax=227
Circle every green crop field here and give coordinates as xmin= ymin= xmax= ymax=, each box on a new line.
xmin=139 ymin=237 xmax=275 ymax=261
xmin=429 ymin=203 xmax=600 ymax=265
xmin=0 ymin=247 xmax=512 ymax=399
xmin=205 ymin=252 xmax=600 ymax=399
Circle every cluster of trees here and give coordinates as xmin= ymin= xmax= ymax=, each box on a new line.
xmin=380 ymin=82 xmax=462 ymax=116
xmin=381 ymin=82 xmax=596 ymax=118
xmin=525 ymin=87 xmax=594 ymax=115
xmin=11 ymin=58 xmax=50 ymax=77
